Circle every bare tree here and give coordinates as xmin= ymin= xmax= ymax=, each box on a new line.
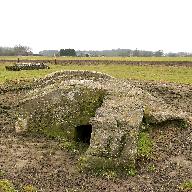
xmin=14 ymin=44 xmax=32 ymax=56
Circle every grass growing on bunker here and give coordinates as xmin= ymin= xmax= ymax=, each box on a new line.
xmin=137 ymin=131 xmax=153 ymax=159
xmin=78 ymin=156 xmax=137 ymax=179
xmin=1 ymin=63 xmax=192 ymax=84
xmin=59 ymin=140 xmax=90 ymax=155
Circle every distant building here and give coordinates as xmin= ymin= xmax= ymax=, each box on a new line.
xmin=39 ymin=50 xmax=59 ymax=56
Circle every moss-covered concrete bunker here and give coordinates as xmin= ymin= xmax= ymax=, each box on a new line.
xmin=16 ymin=86 xmax=105 ymax=141
xmin=15 ymin=70 xmax=190 ymax=172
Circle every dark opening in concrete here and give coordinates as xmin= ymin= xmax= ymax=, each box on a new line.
xmin=74 ymin=124 xmax=92 ymax=144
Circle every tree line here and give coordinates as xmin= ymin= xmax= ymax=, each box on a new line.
xmin=1 ymin=45 xmax=192 ymax=57
xmin=0 ymin=45 xmax=32 ymax=56
xmin=42 ymin=48 xmax=192 ymax=57
xmin=76 ymin=49 xmax=192 ymax=57
xmin=59 ymin=49 xmax=76 ymax=56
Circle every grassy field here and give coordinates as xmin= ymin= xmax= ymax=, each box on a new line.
xmin=1 ymin=63 xmax=192 ymax=84
xmin=1 ymin=56 xmax=192 ymax=62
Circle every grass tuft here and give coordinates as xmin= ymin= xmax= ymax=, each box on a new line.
xmin=137 ymin=132 xmax=153 ymax=159
xmin=22 ymin=184 xmax=38 ymax=192
xmin=0 ymin=179 xmax=17 ymax=192
xmin=179 ymin=180 xmax=192 ymax=191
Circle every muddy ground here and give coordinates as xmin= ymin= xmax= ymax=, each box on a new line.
xmin=0 ymin=81 xmax=192 ymax=192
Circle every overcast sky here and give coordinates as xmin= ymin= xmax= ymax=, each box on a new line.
xmin=1 ymin=0 xmax=192 ymax=53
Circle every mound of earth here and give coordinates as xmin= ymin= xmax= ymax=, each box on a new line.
xmin=0 ymin=70 xmax=191 ymax=192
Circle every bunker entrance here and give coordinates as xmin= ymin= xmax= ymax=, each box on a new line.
xmin=74 ymin=124 xmax=92 ymax=144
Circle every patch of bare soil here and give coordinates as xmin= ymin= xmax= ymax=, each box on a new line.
xmin=0 ymin=83 xmax=192 ymax=192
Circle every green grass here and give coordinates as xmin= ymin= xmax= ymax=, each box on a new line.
xmin=137 ymin=132 xmax=153 ymax=159
xmin=180 ymin=180 xmax=192 ymax=191
xmin=0 ymin=179 xmax=17 ymax=192
xmin=0 ymin=179 xmax=38 ymax=192
xmin=1 ymin=56 xmax=192 ymax=61
xmin=1 ymin=63 xmax=192 ymax=84
xmin=22 ymin=184 xmax=38 ymax=192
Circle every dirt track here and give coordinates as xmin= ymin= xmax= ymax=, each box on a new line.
xmin=0 ymin=82 xmax=192 ymax=192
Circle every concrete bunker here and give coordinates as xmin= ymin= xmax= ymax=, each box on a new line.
xmin=15 ymin=70 xmax=189 ymax=174
xmin=15 ymin=84 xmax=106 ymax=143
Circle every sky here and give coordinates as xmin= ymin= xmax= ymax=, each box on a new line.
xmin=1 ymin=0 xmax=192 ymax=53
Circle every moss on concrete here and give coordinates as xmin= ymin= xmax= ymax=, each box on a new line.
xmin=19 ymin=87 xmax=105 ymax=141
xmin=78 ymin=155 xmax=136 ymax=177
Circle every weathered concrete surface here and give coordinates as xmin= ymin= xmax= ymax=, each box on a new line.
xmin=15 ymin=70 xmax=190 ymax=169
